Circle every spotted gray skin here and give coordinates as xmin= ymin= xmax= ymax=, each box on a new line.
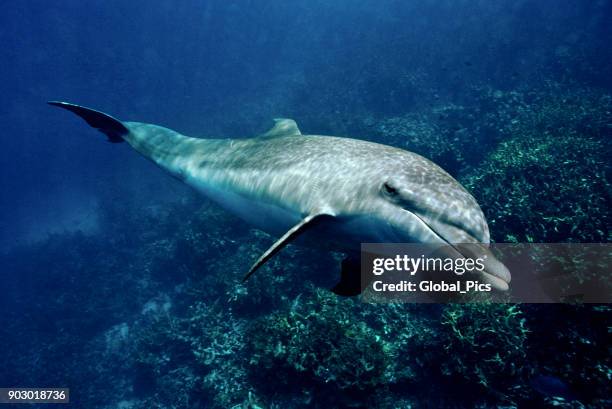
xmin=49 ymin=102 xmax=511 ymax=291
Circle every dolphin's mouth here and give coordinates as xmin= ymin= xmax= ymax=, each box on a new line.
xmin=452 ymin=243 xmax=511 ymax=292
xmin=477 ymin=259 xmax=511 ymax=291
xmin=393 ymin=209 xmax=512 ymax=291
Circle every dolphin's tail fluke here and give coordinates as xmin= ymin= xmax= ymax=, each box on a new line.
xmin=48 ymin=101 xmax=128 ymax=143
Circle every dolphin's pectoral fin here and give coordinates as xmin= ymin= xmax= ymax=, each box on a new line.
xmin=242 ymin=213 xmax=334 ymax=282
xmin=259 ymin=118 xmax=301 ymax=138
xmin=331 ymin=256 xmax=363 ymax=297
xmin=48 ymin=101 xmax=128 ymax=143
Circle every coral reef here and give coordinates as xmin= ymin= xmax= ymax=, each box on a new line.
xmin=438 ymin=303 xmax=530 ymax=402
xmin=248 ymin=290 xmax=387 ymax=393
xmin=462 ymin=85 xmax=611 ymax=243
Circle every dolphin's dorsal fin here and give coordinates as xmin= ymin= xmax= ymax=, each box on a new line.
xmin=260 ymin=118 xmax=301 ymax=138
xmin=242 ymin=212 xmax=333 ymax=282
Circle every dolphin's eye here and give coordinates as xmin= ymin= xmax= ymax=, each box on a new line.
xmin=383 ymin=182 xmax=398 ymax=196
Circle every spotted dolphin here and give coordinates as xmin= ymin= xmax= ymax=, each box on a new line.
xmin=48 ymin=101 xmax=511 ymax=295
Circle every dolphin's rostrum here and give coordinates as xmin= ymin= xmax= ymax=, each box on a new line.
xmin=48 ymin=101 xmax=511 ymax=296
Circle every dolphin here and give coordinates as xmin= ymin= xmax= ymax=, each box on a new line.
xmin=48 ymin=101 xmax=511 ymax=296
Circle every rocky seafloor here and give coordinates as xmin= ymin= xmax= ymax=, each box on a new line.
xmin=1 ymin=82 xmax=610 ymax=408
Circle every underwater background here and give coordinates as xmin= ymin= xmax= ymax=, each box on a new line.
xmin=0 ymin=0 xmax=610 ymax=407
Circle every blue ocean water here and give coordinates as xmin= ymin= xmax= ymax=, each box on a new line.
xmin=0 ymin=1 xmax=610 ymax=408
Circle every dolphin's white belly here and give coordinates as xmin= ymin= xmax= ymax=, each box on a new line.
xmin=187 ymin=177 xmax=302 ymax=237
xmin=186 ymin=175 xmax=400 ymax=251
